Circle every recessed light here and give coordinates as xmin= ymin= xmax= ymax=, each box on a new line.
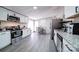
xmin=33 ymin=6 xmax=38 ymax=10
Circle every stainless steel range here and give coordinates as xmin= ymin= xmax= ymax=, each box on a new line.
xmin=11 ymin=30 xmax=22 ymax=39
xmin=11 ymin=29 xmax=23 ymax=44
xmin=6 ymin=26 xmax=23 ymax=44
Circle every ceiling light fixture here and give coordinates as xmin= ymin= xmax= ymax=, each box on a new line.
xmin=33 ymin=6 xmax=38 ymax=10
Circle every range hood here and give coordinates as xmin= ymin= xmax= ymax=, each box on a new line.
xmin=7 ymin=15 xmax=20 ymax=22
xmin=59 ymin=21 xmax=72 ymax=23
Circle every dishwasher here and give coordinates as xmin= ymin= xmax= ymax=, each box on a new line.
xmin=57 ymin=33 xmax=63 ymax=52
xmin=63 ymin=39 xmax=76 ymax=52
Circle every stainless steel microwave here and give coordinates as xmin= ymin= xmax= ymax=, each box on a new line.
xmin=7 ymin=15 xmax=20 ymax=22
xmin=67 ymin=23 xmax=79 ymax=35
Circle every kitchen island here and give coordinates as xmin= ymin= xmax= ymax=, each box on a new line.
xmin=54 ymin=29 xmax=79 ymax=52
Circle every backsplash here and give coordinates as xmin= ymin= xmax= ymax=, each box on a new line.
xmin=0 ymin=21 xmax=19 ymax=28
xmin=73 ymin=17 xmax=79 ymax=23
xmin=0 ymin=21 xmax=28 ymax=29
xmin=64 ymin=17 xmax=79 ymax=23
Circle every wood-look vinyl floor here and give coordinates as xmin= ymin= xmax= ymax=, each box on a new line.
xmin=0 ymin=32 xmax=57 ymax=52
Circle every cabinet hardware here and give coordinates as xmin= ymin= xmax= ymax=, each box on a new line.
xmin=65 ymin=44 xmax=73 ymax=52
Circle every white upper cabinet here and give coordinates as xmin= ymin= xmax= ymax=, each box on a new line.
xmin=7 ymin=10 xmax=14 ymax=16
xmin=0 ymin=7 xmax=7 ymax=21
xmin=15 ymin=13 xmax=27 ymax=23
xmin=0 ymin=7 xmax=28 ymax=23
xmin=23 ymin=17 xmax=28 ymax=23
xmin=16 ymin=14 xmax=28 ymax=23
xmin=20 ymin=16 xmax=25 ymax=23
xmin=20 ymin=16 xmax=28 ymax=23
xmin=64 ymin=6 xmax=76 ymax=18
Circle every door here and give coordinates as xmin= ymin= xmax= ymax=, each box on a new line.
xmin=28 ymin=20 xmax=34 ymax=32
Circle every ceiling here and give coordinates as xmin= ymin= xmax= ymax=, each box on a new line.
xmin=4 ymin=6 xmax=64 ymax=20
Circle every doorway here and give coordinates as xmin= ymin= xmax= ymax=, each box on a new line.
xmin=28 ymin=20 xmax=38 ymax=32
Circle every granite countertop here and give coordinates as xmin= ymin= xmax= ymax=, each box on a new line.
xmin=54 ymin=29 xmax=79 ymax=51
xmin=0 ymin=30 xmax=10 ymax=33
xmin=22 ymin=28 xmax=31 ymax=30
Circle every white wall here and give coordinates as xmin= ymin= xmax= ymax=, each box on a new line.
xmin=28 ymin=20 xmax=34 ymax=32
xmin=38 ymin=7 xmax=64 ymax=34
xmin=53 ymin=7 xmax=64 ymax=18
xmin=38 ymin=17 xmax=52 ymax=34
xmin=64 ymin=17 xmax=79 ymax=23
xmin=72 ymin=17 xmax=79 ymax=23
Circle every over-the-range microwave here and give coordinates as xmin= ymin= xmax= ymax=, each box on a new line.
xmin=67 ymin=23 xmax=79 ymax=35
xmin=7 ymin=15 xmax=20 ymax=22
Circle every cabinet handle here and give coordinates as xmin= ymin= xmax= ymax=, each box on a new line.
xmin=65 ymin=44 xmax=73 ymax=52
xmin=75 ymin=6 xmax=78 ymax=13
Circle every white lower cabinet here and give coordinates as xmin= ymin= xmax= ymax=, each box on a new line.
xmin=63 ymin=39 xmax=76 ymax=52
xmin=54 ymin=30 xmax=57 ymax=47
xmin=0 ymin=31 xmax=11 ymax=49
xmin=54 ymin=30 xmax=76 ymax=52
xmin=22 ymin=29 xmax=31 ymax=38
xmin=54 ymin=30 xmax=63 ymax=52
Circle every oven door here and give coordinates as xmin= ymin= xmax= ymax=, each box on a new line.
xmin=11 ymin=30 xmax=22 ymax=39
xmin=14 ymin=30 xmax=22 ymax=37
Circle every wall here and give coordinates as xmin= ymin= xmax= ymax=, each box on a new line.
xmin=0 ymin=21 xmax=19 ymax=28
xmin=53 ymin=6 xmax=64 ymax=18
xmin=72 ymin=17 xmax=79 ymax=23
xmin=38 ymin=17 xmax=52 ymax=34
xmin=65 ymin=17 xmax=79 ymax=23
xmin=38 ymin=7 xmax=64 ymax=34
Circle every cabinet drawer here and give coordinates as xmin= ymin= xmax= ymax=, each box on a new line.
xmin=63 ymin=39 xmax=76 ymax=52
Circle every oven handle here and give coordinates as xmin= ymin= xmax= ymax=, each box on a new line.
xmin=65 ymin=44 xmax=73 ymax=52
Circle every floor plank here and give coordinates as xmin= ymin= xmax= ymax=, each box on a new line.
xmin=0 ymin=32 xmax=57 ymax=52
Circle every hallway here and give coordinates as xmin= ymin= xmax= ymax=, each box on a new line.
xmin=0 ymin=32 xmax=57 ymax=52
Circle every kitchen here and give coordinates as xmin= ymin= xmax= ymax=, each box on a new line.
xmin=0 ymin=6 xmax=31 ymax=50
xmin=54 ymin=6 xmax=79 ymax=52
xmin=0 ymin=6 xmax=79 ymax=52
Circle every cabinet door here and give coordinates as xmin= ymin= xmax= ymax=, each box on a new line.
xmin=0 ymin=7 xmax=7 ymax=21
xmin=63 ymin=39 xmax=76 ymax=52
xmin=22 ymin=29 xmax=31 ymax=38
xmin=24 ymin=17 xmax=28 ymax=24
xmin=7 ymin=10 xmax=14 ymax=16
xmin=0 ymin=31 xmax=11 ymax=49
xmin=22 ymin=29 xmax=27 ymax=38
xmin=54 ymin=30 xmax=57 ymax=47
xmin=27 ymin=29 xmax=31 ymax=35
xmin=64 ymin=6 xmax=76 ymax=18
xmin=57 ymin=33 xmax=63 ymax=52
xmin=16 ymin=14 xmax=25 ymax=23
xmin=20 ymin=16 xmax=25 ymax=23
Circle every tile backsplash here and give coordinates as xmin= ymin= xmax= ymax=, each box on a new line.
xmin=73 ymin=17 xmax=79 ymax=23
xmin=0 ymin=21 xmax=19 ymax=28
xmin=65 ymin=17 xmax=79 ymax=23
xmin=0 ymin=21 xmax=27 ymax=29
